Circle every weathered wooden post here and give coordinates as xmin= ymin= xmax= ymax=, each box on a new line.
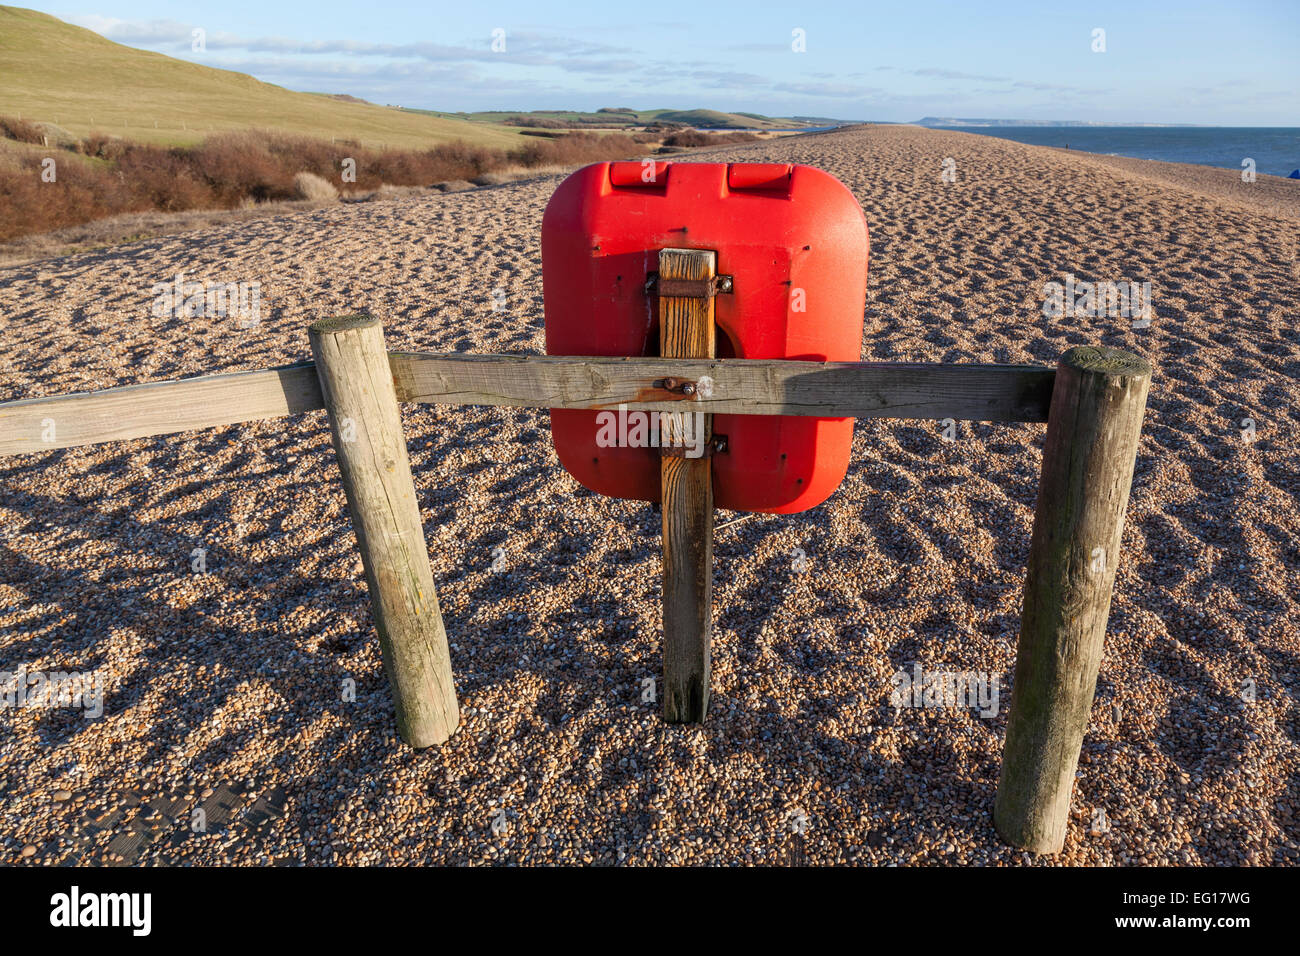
xmin=658 ymin=248 xmax=717 ymax=723
xmin=308 ymin=314 xmax=460 ymax=748
xmin=994 ymin=345 xmax=1152 ymax=853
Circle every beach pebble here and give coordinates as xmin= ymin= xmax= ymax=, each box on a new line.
xmin=0 ymin=125 xmax=1294 ymax=867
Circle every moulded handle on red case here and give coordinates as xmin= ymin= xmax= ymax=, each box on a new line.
xmin=727 ymin=163 xmax=793 ymax=193
xmin=609 ymin=161 xmax=669 ymax=187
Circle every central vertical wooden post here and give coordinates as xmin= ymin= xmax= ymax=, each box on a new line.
xmin=659 ymin=248 xmax=716 ymax=723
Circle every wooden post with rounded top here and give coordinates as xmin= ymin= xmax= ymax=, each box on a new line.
xmin=995 ymin=346 xmax=1152 ymax=853
xmin=309 ymin=314 xmax=460 ymax=748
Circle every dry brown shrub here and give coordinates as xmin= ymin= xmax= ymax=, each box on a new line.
xmin=0 ymin=151 xmax=131 ymax=240
xmin=0 ymin=127 xmax=652 ymax=244
xmin=508 ymin=131 xmax=640 ymax=168
xmin=190 ymin=132 xmax=294 ymax=202
xmin=293 ymin=171 xmax=339 ymax=201
xmin=117 ymin=145 xmax=216 ymax=211
xmin=0 ymin=115 xmax=44 ymax=145
xmin=661 ymin=130 xmax=759 ymax=147
xmin=79 ymin=132 xmax=128 ymax=161
xmin=506 ymin=116 xmax=569 ymax=129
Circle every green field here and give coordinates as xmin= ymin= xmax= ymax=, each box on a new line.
xmin=0 ymin=6 xmax=527 ymax=149
xmin=410 ymin=107 xmax=843 ymax=130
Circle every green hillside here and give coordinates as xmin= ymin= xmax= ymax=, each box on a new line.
xmin=651 ymin=109 xmax=786 ymax=128
xmin=414 ymin=107 xmax=838 ymax=130
xmin=0 ymin=6 xmax=526 ymax=149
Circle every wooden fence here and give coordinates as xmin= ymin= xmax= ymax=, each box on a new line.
xmin=0 ymin=313 xmax=1151 ymax=855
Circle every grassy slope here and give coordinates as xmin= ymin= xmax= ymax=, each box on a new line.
xmin=0 ymin=6 xmax=525 ymax=149
xmin=413 ymin=107 xmax=836 ymax=129
xmin=652 ymin=108 xmax=791 ymax=128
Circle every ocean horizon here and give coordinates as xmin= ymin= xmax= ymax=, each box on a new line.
xmin=928 ymin=125 xmax=1300 ymax=178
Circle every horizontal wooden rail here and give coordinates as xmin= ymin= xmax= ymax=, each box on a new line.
xmin=388 ymin=353 xmax=1055 ymax=422
xmin=0 ymin=362 xmax=324 ymax=458
xmin=0 ymin=353 xmax=1054 ymax=457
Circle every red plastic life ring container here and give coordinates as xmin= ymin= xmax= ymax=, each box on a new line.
xmin=543 ymin=161 xmax=869 ymax=514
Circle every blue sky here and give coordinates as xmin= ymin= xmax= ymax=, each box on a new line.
xmin=27 ymin=0 xmax=1300 ymax=124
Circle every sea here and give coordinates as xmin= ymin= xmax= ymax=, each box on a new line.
xmin=929 ymin=126 xmax=1300 ymax=179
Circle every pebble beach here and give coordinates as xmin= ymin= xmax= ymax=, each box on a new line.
xmin=1 ymin=124 xmax=1297 ymax=866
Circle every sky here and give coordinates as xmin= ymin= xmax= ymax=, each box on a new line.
xmin=24 ymin=0 xmax=1300 ymax=124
